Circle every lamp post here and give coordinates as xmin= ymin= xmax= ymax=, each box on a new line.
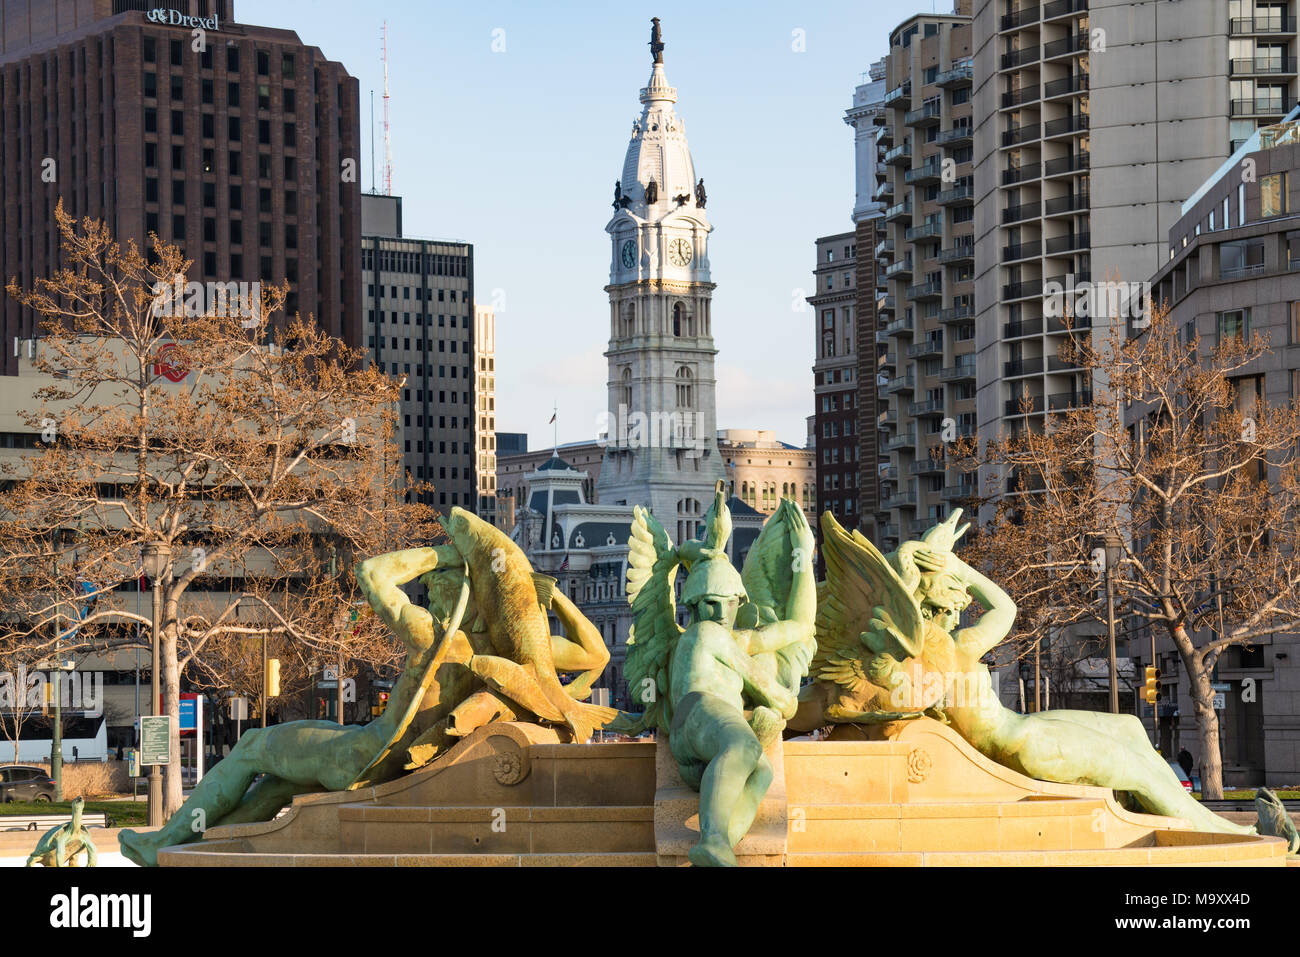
xmin=1090 ymin=533 xmax=1123 ymax=714
xmin=141 ymin=541 xmax=171 ymax=828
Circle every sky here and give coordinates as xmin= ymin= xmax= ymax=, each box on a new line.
xmin=253 ymin=0 xmax=942 ymax=450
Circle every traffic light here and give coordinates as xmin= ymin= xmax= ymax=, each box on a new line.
xmin=377 ymin=691 xmax=390 ymax=715
xmin=1144 ymin=666 xmax=1160 ymax=704
xmin=265 ymin=657 xmax=281 ymax=698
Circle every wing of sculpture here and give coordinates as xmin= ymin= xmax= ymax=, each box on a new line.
xmin=812 ymin=511 xmax=925 ymax=694
xmin=740 ymin=498 xmax=796 ymax=622
xmin=622 ymin=504 xmax=683 ymax=733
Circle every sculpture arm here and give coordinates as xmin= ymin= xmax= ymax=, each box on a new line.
xmin=549 ymin=590 xmax=610 ymax=699
xmin=950 ymin=558 xmax=1017 ymax=659
xmin=712 ymin=636 xmax=798 ymax=718
xmin=354 ymin=545 xmax=462 ymax=635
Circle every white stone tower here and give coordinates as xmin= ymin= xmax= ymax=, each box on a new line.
xmin=597 ymin=18 xmax=725 ymax=540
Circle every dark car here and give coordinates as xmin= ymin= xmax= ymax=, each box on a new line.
xmin=0 ymin=765 xmax=55 ymax=802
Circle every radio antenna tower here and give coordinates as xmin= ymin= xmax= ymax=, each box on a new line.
xmin=382 ymin=21 xmax=393 ymax=196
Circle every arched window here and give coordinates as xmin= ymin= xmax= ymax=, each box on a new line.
xmin=675 ymin=366 xmax=693 ymax=408
xmin=620 ymin=367 xmax=632 ymax=411
xmin=672 ymin=302 xmax=684 ymax=336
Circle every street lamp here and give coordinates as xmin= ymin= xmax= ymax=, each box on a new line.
xmin=141 ymin=541 xmax=172 ymax=828
xmin=1089 ymin=532 xmax=1123 ymax=714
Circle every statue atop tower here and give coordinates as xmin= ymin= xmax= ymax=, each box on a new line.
xmin=649 ymin=17 xmax=665 ymax=64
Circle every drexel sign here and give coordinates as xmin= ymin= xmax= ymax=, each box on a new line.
xmin=145 ymin=8 xmax=222 ymax=31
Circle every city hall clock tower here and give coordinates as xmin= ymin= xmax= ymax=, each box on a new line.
xmin=597 ymin=18 xmax=725 ymax=540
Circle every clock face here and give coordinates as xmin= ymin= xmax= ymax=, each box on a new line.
xmin=668 ymin=237 xmax=693 ymax=267
xmin=620 ymin=239 xmax=637 ymax=269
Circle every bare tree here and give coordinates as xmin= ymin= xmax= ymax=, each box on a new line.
xmin=958 ymin=302 xmax=1300 ymax=799
xmin=0 ymin=203 xmax=440 ymax=813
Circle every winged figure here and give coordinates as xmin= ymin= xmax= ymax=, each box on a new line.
xmin=614 ymin=481 xmax=816 ymax=865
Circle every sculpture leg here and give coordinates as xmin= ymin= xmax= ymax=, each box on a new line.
xmin=119 ymin=720 xmax=350 ymax=866
xmin=214 ymin=774 xmax=325 ymax=826
xmin=671 ymin=691 xmax=767 ymax=867
xmin=82 ymin=834 xmax=98 ymax=868
xmin=994 ymin=711 xmax=1255 ymax=836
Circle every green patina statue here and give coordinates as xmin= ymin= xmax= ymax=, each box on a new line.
xmin=26 ymin=795 xmax=97 ymax=867
xmin=792 ymin=510 xmax=1299 ymax=850
xmin=615 ymin=482 xmax=816 ymax=866
xmin=119 ymin=507 xmax=615 ymax=866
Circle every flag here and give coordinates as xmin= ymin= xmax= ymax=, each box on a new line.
xmin=559 ymin=554 xmax=569 ymax=570
xmin=548 ymin=412 xmax=556 ymax=424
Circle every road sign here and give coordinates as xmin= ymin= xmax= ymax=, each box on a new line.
xmin=128 ymin=748 xmax=139 ymax=777
xmin=1213 ymin=692 xmax=1226 ymax=710
xmin=323 ymin=666 xmax=339 ymax=681
xmin=140 ymin=715 xmax=171 ymax=765
xmin=229 ymin=696 xmax=248 ymax=721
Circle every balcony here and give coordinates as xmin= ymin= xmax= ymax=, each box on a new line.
xmin=906 ymin=219 xmax=944 ymax=241
xmin=879 ymin=295 xmax=896 ymax=314
xmin=904 ymin=159 xmax=944 ymax=185
xmin=1046 ymin=313 xmax=1092 ymax=333
xmin=1002 ymin=199 xmax=1041 ymax=224
xmin=1043 ymin=151 xmax=1090 ymax=177
xmin=910 ymin=456 xmax=946 ymax=475
xmin=881 ymin=351 xmax=898 ymax=367
xmin=1001 ymin=84 xmax=1041 ymax=109
xmin=1220 ymin=262 xmax=1268 ymax=279
xmin=885 ymin=200 xmax=914 ymax=222
xmin=1000 ymin=4 xmax=1041 ymax=31
xmin=935 ymin=61 xmax=973 ymax=88
xmin=882 ymin=490 xmax=919 ymax=510
xmin=884 ymin=257 xmax=913 ymax=279
xmin=940 ymin=302 xmax=976 ymax=323
xmin=939 ymin=356 xmax=977 ymax=381
xmin=1003 ymin=278 xmax=1044 ymax=301
xmin=879 ymin=408 xmax=898 ymax=428
xmin=1003 ymin=239 xmax=1042 ymax=262
xmin=875 ymin=179 xmax=894 ymax=201
xmin=1003 ymin=162 xmax=1041 ymax=185
xmin=884 ymin=372 xmax=916 ymax=394
xmin=942 ymin=482 xmax=979 ymax=501
xmin=906 ymin=280 xmax=944 ymax=301
xmin=1044 ymin=191 xmax=1090 ymax=215
xmin=1001 ymin=46 xmax=1041 ymax=70
xmin=884 ymin=315 xmax=913 ymax=336
xmin=1004 ymin=356 xmax=1045 ymax=377
xmin=1230 ymin=57 xmax=1298 ymax=75
xmin=1043 ymin=74 xmax=1089 ymax=100
xmin=884 ymin=430 xmax=917 ymax=452
xmin=1004 ymin=395 xmax=1046 ymax=416
xmin=1042 ymin=0 xmax=1088 ymax=20
xmin=883 ymin=82 xmax=912 ymax=107
xmin=937 ymin=183 xmax=974 ymax=206
xmin=1043 ymin=114 xmax=1089 ymax=138
xmin=938 ymin=242 xmax=975 ymax=264
xmin=1002 ymin=121 xmax=1041 ymax=147
xmin=1231 ymin=96 xmax=1296 ymax=116
xmin=1047 ymin=354 xmax=1083 ymax=372
xmin=1043 ymin=32 xmax=1089 ymax=60
xmin=1004 ymin=316 xmax=1044 ymax=338
xmin=907 ymin=398 xmax=946 ymax=417
xmin=905 ymin=98 xmax=943 ymax=127
xmin=1229 ymin=16 xmax=1296 ymax=34
xmin=875 ymin=237 xmax=894 ymax=258
xmin=937 ymin=123 xmax=973 ymax=147
xmin=907 ymin=336 xmax=944 ymax=358
xmin=1045 ymin=231 xmax=1090 ymax=254
xmin=1048 ymin=390 xmax=1093 ymax=410
xmin=884 ymin=142 xmax=912 ymax=165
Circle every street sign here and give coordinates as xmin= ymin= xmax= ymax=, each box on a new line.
xmin=323 ymin=666 xmax=339 ymax=682
xmin=127 ymin=749 xmax=139 ymax=777
xmin=1211 ymin=681 xmax=1231 ymax=692
xmin=140 ymin=715 xmax=171 ymax=765
xmin=1213 ymin=692 xmax=1226 ymax=710
xmin=229 ymin=696 xmax=248 ymax=721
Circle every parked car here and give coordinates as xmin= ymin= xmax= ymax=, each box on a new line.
xmin=0 ymin=765 xmax=55 ymax=802
xmin=1167 ymin=761 xmax=1194 ymax=793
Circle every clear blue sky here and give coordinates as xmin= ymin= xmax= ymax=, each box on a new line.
xmin=254 ymin=0 xmax=939 ymax=449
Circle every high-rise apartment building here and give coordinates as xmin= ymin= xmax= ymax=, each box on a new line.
xmin=844 ymin=60 xmax=888 ymax=533
xmin=474 ymin=303 xmax=498 ymax=525
xmin=0 ymin=0 xmax=363 ymax=372
xmin=809 ymin=232 xmax=861 ymax=526
xmin=873 ymin=6 xmax=977 ymax=549
xmin=970 ymin=0 xmax=1277 ymax=451
xmin=361 ymin=193 xmax=478 ymax=511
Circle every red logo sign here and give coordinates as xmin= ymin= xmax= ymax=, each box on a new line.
xmin=153 ymin=343 xmax=190 ymax=383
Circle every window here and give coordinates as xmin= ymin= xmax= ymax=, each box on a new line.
xmin=675 ymin=366 xmax=694 ymax=408
xmin=1217 ymin=308 xmax=1251 ymax=343
xmin=1262 ymin=172 xmax=1288 ymax=217
xmin=1220 ymin=239 xmax=1264 ymax=278
xmin=1239 ymin=183 xmax=1247 ymax=226
xmin=1291 ymin=302 xmax=1300 ymax=344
